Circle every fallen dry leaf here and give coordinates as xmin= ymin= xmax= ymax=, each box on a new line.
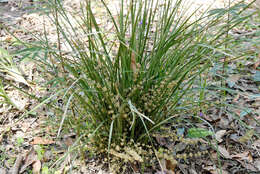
xmin=4 ymin=35 xmax=13 ymax=42
xmin=239 ymin=129 xmax=254 ymax=143
xmin=218 ymin=146 xmax=231 ymax=159
xmin=254 ymin=159 xmax=260 ymax=171
xmin=237 ymin=160 xmax=258 ymax=172
xmin=21 ymin=122 xmax=31 ymax=132
xmin=203 ymin=166 xmax=229 ymax=174
xmin=227 ymin=74 xmax=240 ymax=88
xmin=20 ymin=148 xmax=38 ymax=173
xmin=231 ymin=151 xmax=253 ymax=163
xmin=155 ymin=135 xmax=167 ymax=146
xmin=63 ymin=133 xmax=76 ymax=147
xmin=32 ymin=160 xmax=41 ymax=174
xmin=9 ymin=156 xmax=23 ymax=174
xmin=252 ymin=139 xmax=260 ymax=148
xmin=215 ymin=130 xmax=226 ymax=143
xmin=166 ymin=159 xmax=177 ymax=173
xmin=210 ymin=170 xmax=229 ymax=174
xmin=160 ymin=159 xmax=175 ymax=174
xmin=45 ymin=126 xmax=56 ymax=135
xmin=130 ymin=162 xmax=139 ymax=172
xmin=31 ymin=137 xmax=55 ymax=145
xmin=43 ymin=150 xmax=53 ymax=162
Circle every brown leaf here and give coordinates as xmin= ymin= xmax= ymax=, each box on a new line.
xmin=227 ymin=74 xmax=240 ymax=88
xmin=219 ymin=116 xmax=230 ymax=129
xmin=237 ymin=159 xmax=258 ymax=171
xmin=252 ymin=139 xmax=260 ymax=148
xmin=203 ymin=166 xmax=229 ymax=174
xmin=210 ymin=151 xmax=218 ymax=161
xmin=4 ymin=35 xmax=13 ymax=42
xmin=160 ymin=159 xmax=176 ymax=174
xmin=43 ymin=150 xmax=53 ymax=162
xmin=166 ymin=159 xmax=176 ymax=173
xmin=63 ymin=133 xmax=76 ymax=147
xmin=231 ymin=151 xmax=253 ymax=163
xmin=215 ymin=130 xmax=226 ymax=143
xmin=20 ymin=148 xmax=38 ymax=173
xmin=155 ymin=136 xmax=167 ymax=146
xmin=45 ymin=126 xmax=56 ymax=135
xmin=254 ymin=159 xmax=260 ymax=171
xmin=239 ymin=129 xmax=254 ymax=143
xmin=130 ymin=162 xmax=139 ymax=172
xmin=9 ymin=156 xmax=23 ymax=174
xmin=218 ymin=146 xmax=231 ymax=159
xmin=210 ymin=170 xmax=229 ymax=174
xmin=32 ymin=160 xmax=41 ymax=174
xmin=21 ymin=122 xmax=31 ymax=133
xmin=31 ymin=137 xmax=55 ymax=145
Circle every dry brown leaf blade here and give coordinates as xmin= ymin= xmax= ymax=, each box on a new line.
xmin=20 ymin=148 xmax=38 ymax=173
xmin=254 ymin=159 xmax=260 ymax=171
xmin=215 ymin=130 xmax=226 ymax=142
xmin=166 ymin=159 xmax=176 ymax=173
xmin=159 ymin=159 xmax=176 ymax=174
xmin=9 ymin=156 xmax=23 ymax=174
xmin=155 ymin=135 xmax=167 ymax=146
xmin=30 ymin=137 xmax=55 ymax=145
xmin=203 ymin=166 xmax=229 ymax=174
xmin=239 ymin=129 xmax=254 ymax=143
xmin=218 ymin=146 xmax=231 ymax=159
xmin=252 ymin=139 xmax=260 ymax=147
xmin=237 ymin=159 xmax=258 ymax=172
xmin=32 ymin=160 xmax=41 ymax=174
xmin=21 ymin=122 xmax=31 ymax=133
xmin=231 ymin=151 xmax=253 ymax=163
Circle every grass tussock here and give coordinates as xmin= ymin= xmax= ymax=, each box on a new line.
xmin=11 ymin=0 xmax=254 ymax=172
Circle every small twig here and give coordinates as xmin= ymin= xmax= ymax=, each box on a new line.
xmin=9 ymin=156 xmax=23 ymax=174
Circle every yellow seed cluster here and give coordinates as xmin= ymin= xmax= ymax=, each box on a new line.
xmin=153 ymin=128 xmax=209 ymax=164
xmin=104 ymin=138 xmax=155 ymax=173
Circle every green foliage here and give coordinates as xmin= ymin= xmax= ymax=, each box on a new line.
xmin=35 ymin=145 xmax=45 ymax=160
xmin=187 ymin=128 xmax=213 ymax=138
xmin=0 ymin=47 xmax=29 ymax=109
xmin=42 ymin=166 xmax=49 ymax=174
xmin=0 ymin=47 xmax=28 ymax=85
xmin=16 ymin=137 xmax=24 ymax=146
xmin=0 ymin=48 xmax=15 ymax=107
xmin=15 ymin=0 xmax=251 ymax=165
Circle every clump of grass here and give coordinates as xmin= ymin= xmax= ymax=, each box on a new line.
xmin=14 ymin=0 xmax=252 ymax=171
